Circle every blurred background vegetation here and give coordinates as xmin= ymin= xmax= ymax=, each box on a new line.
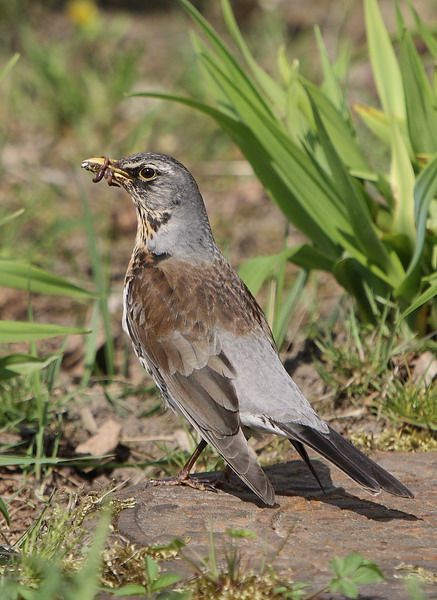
xmin=0 ymin=0 xmax=436 ymax=596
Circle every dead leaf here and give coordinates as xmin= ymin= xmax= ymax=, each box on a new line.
xmin=412 ymin=351 xmax=437 ymax=386
xmin=75 ymin=419 xmax=122 ymax=456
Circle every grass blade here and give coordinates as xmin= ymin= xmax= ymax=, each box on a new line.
xmin=0 ymin=260 xmax=96 ymax=298
xmin=365 ymin=0 xmax=405 ymax=119
xmin=0 ymin=321 xmax=89 ymax=343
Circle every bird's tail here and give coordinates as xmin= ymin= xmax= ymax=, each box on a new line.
xmin=278 ymin=422 xmax=413 ymax=498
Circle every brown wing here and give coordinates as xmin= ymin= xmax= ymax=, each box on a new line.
xmin=124 ymin=249 xmax=275 ymax=505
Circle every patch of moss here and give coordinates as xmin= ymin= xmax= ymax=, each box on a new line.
xmin=349 ymin=427 xmax=437 ymax=452
xmin=395 ymin=563 xmax=437 ymax=584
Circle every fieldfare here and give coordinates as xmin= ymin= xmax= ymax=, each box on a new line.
xmin=82 ymin=153 xmax=413 ymax=506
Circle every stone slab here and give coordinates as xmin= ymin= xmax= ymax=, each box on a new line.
xmin=116 ymin=451 xmax=437 ymax=599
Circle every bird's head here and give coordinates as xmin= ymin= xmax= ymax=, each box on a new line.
xmin=82 ymin=152 xmax=216 ymax=259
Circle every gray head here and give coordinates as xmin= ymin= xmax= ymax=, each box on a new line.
xmin=82 ymin=152 xmax=216 ymax=260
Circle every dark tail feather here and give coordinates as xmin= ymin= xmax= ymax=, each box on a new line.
xmin=289 ymin=439 xmax=326 ymax=493
xmin=279 ymin=423 xmax=413 ymax=498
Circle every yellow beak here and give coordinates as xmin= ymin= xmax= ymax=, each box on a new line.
xmin=81 ymin=156 xmax=131 ymax=185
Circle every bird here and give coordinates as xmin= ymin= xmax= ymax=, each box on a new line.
xmin=81 ymin=152 xmax=414 ymax=506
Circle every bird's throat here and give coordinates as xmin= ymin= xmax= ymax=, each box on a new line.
xmin=135 ymin=205 xmax=171 ymax=247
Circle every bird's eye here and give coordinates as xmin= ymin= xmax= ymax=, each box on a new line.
xmin=139 ymin=166 xmax=157 ymax=180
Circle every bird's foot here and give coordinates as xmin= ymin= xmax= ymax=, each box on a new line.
xmin=147 ymin=474 xmax=218 ymax=493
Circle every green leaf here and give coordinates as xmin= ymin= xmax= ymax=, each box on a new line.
xmin=220 ymin=0 xmax=286 ymax=110
xmin=400 ymin=280 xmax=437 ymax=318
xmin=352 ymin=563 xmax=384 ymax=584
xmin=314 ymin=26 xmax=347 ymax=116
xmin=0 ymin=321 xmax=89 ymax=343
xmin=365 ymin=0 xmax=405 ymax=119
xmin=151 ymin=573 xmax=181 ymax=592
xmin=179 ymin=0 xmax=273 ymax=120
xmin=0 ymin=496 xmax=10 ymax=526
xmin=333 ymin=258 xmax=389 ymax=322
xmin=273 ymin=269 xmax=307 ymax=349
xmin=0 ymin=353 xmax=59 ymax=381
xmin=309 ymin=92 xmax=403 ymax=285
xmin=330 ymin=578 xmax=358 ymax=598
xmin=0 ymin=260 xmax=96 ymax=298
xmin=145 ymin=556 xmax=160 ymax=583
xmin=303 ymin=80 xmax=374 ymax=178
xmin=287 ymin=243 xmax=334 ymax=272
xmin=338 ymin=553 xmax=367 ymax=575
xmin=329 ymin=554 xmax=384 ymax=597
xmin=103 ymin=584 xmax=147 ymax=596
xmin=400 ymin=29 xmax=437 ymax=155
xmin=238 ymin=249 xmax=295 ymax=296
xmin=390 ymin=121 xmax=416 ymax=244
xmin=396 ymin=154 xmax=437 ymax=299
xmin=355 ymin=103 xmax=393 ymax=146
xmin=405 ymin=0 xmax=437 ymax=60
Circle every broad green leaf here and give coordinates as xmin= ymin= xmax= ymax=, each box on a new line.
xmin=390 ymin=121 xmax=416 ymax=244
xmin=145 ymin=556 xmax=159 ymax=582
xmin=0 ymin=353 xmax=59 ymax=381
xmin=396 ymin=155 xmax=437 ymax=299
xmin=314 ymin=26 xmax=348 ymax=116
xmin=190 ymin=33 xmax=237 ymax=121
xmin=151 ymin=573 xmax=181 ymax=592
xmin=287 ymin=243 xmax=335 ymax=272
xmin=399 ymin=29 xmax=437 ymax=155
xmin=333 ymin=258 xmax=390 ymax=323
xmin=238 ymin=249 xmax=295 ymax=296
xmin=303 ymin=81 xmax=374 ymax=178
xmin=337 ymin=553 xmax=367 ymax=575
xmin=179 ymin=0 xmax=273 ymax=120
xmin=405 ymin=0 xmax=437 ymax=60
xmin=274 ymin=269 xmax=308 ymax=348
xmin=365 ymin=0 xmax=405 ymax=119
xmin=309 ymin=93 xmax=403 ymax=284
xmin=0 ymin=321 xmax=89 ymax=343
xmin=277 ymin=50 xmax=304 ymax=144
xmin=355 ymin=104 xmax=393 ymax=147
xmin=0 ymin=260 xmax=96 ymax=298
xmin=352 ymin=563 xmax=384 ymax=584
xmin=330 ymin=578 xmax=358 ymax=598
xmin=220 ymin=0 xmax=286 ymax=111
xmin=0 ymin=208 xmax=24 ymax=227
xmin=104 ymin=584 xmax=147 ymax=596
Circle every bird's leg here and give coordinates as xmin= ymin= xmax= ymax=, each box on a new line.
xmin=177 ymin=438 xmax=208 ymax=480
xmin=147 ymin=439 xmax=217 ymax=492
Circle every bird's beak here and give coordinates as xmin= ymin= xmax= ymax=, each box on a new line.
xmin=81 ymin=156 xmax=131 ymax=187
